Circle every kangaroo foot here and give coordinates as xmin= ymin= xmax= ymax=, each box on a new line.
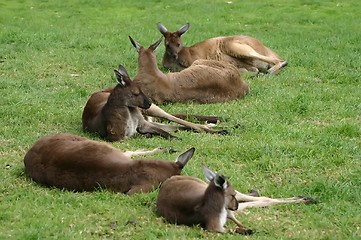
xmin=297 ymin=195 xmax=320 ymax=204
xmin=268 ymin=61 xmax=288 ymax=74
xmin=248 ymin=189 xmax=260 ymax=197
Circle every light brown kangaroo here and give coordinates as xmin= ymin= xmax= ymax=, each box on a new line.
xmin=158 ymin=22 xmax=288 ymax=74
xmin=23 ymin=133 xmax=195 ymax=195
xmin=82 ymin=65 xmax=225 ymax=142
xmin=157 ymin=165 xmax=317 ymax=234
xmin=129 ymin=36 xmax=249 ymax=104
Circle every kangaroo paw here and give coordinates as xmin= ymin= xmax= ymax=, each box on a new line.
xmin=235 ymin=227 xmax=254 ymax=235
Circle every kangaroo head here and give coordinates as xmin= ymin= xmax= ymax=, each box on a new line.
xmin=203 ymin=165 xmax=238 ymax=211
xmin=129 ymin=36 xmax=162 ymax=66
xmin=112 ymin=65 xmax=151 ymax=109
xmin=157 ymin=22 xmax=190 ymax=60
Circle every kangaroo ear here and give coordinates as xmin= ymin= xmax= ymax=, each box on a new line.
xmin=202 ymin=165 xmax=216 ymax=182
xmin=214 ymin=174 xmax=228 ymax=189
xmin=117 ymin=65 xmax=129 ymax=78
xmin=114 ymin=65 xmax=129 ymax=86
xmin=129 ymin=36 xmax=142 ymax=52
xmin=175 ymin=147 xmax=195 ymax=168
xmin=177 ymin=23 xmax=190 ymax=36
xmin=157 ymin=22 xmax=168 ymax=36
xmin=150 ymin=37 xmax=162 ymax=51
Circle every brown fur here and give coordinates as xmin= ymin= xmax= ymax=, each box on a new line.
xmin=157 ymin=166 xmax=318 ymax=234
xmin=158 ymin=23 xmax=288 ymax=74
xmin=156 ymin=167 xmax=248 ymax=233
xmin=23 ymin=133 xmax=195 ymax=195
xmin=82 ymin=65 xmax=180 ymax=141
xmin=129 ymin=36 xmax=249 ymax=104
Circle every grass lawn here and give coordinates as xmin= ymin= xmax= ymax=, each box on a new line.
xmin=0 ymin=0 xmax=360 ymax=239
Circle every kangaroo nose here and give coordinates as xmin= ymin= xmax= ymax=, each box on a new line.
xmin=172 ymin=53 xmax=178 ymax=60
xmin=143 ymin=98 xmax=152 ymax=109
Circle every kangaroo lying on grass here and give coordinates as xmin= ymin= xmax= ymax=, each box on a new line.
xmin=24 ymin=133 xmax=195 ymax=195
xmin=82 ymin=65 xmax=227 ymax=142
xmin=130 ymin=36 xmax=249 ymax=104
xmin=157 ymin=165 xmax=318 ymax=234
xmin=158 ymin=22 xmax=288 ymax=75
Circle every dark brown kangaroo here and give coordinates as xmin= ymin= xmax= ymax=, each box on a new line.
xmin=83 ymin=65 xmax=182 ymax=141
xmin=157 ymin=165 xmax=251 ymax=234
xmin=158 ymin=22 xmax=288 ymax=74
xmin=24 ymin=133 xmax=195 ymax=195
xmin=157 ymin=165 xmax=318 ymax=234
xmin=83 ymin=65 xmax=227 ymax=140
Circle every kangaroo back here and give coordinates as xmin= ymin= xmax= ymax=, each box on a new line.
xmin=24 ymin=133 xmax=195 ymax=194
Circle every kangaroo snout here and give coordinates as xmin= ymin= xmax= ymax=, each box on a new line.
xmin=171 ymin=52 xmax=178 ymax=60
xmin=141 ymin=94 xmax=152 ymax=109
xmin=227 ymin=196 xmax=239 ymax=211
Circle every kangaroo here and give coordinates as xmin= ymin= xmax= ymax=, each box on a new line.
xmin=130 ymin=36 xmax=249 ymax=104
xmin=157 ymin=165 xmax=318 ymax=234
xmin=158 ymin=22 xmax=288 ymax=74
xmin=82 ymin=65 xmax=225 ymax=142
xmin=23 ymin=133 xmax=195 ymax=195
xmin=157 ymin=165 xmax=252 ymax=234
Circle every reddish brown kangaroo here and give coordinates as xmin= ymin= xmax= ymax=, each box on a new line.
xmin=158 ymin=22 xmax=288 ymax=74
xmin=24 ymin=133 xmax=195 ymax=195
xmin=130 ymin=36 xmax=249 ymax=104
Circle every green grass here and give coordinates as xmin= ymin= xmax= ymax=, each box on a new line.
xmin=1 ymin=0 xmax=360 ymax=239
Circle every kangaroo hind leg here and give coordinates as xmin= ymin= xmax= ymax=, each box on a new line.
xmin=227 ymin=42 xmax=285 ymax=73
xmin=235 ymin=191 xmax=318 ymax=212
xmin=144 ymin=104 xmax=227 ymax=134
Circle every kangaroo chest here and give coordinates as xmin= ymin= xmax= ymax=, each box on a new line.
xmin=125 ymin=108 xmax=142 ymax=137
xmin=218 ymin=205 xmax=228 ymax=231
